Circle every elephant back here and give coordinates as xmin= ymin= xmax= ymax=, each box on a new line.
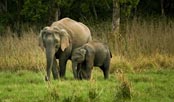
xmin=51 ymin=17 xmax=92 ymax=49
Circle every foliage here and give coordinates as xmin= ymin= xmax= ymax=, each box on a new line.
xmin=1 ymin=0 xmax=174 ymax=32
xmin=21 ymin=0 xmax=49 ymax=22
xmin=57 ymin=0 xmax=112 ymax=20
xmin=119 ymin=0 xmax=140 ymax=17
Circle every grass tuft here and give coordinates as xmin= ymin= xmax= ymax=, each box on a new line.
xmin=88 ymin=80 xmax=102 ymax=102
xmin=110 ymin=56 xmax=133 ymax=73
xmin=114 ymin=72 xmax=132 ymax=102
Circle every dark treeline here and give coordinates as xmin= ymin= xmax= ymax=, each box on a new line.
xmin=0 ymin=0 xmax=174 ymax=34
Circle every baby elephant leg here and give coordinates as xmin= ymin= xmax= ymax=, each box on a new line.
xmin=100 ymin=63 xmax=110 ymax=79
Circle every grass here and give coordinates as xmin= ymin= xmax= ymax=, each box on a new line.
xmin=129 ymin=70 xmax=174 ymax=102
xmin=0 ymin=29 xmax=45 ymax=71
xmin=0 ymin=69 xmax=174 ymax=102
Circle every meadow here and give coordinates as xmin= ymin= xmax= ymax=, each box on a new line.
xmin=0 ymin=18 xmax=174 ymax=102
xmin=1 ymin=69 xmax=174 ymax=102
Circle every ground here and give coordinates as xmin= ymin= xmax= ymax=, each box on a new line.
xmin=0 ymin=68 xmax=174 ymax=102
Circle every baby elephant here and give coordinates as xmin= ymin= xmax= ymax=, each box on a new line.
xmin=71 ymin=41 xmax=112 ymax=80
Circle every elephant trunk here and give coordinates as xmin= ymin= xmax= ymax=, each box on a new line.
xmin=72 ymin=61 xmax=78 ymax=79
xmin=79 ymin=68 xmax=91 ymax=80
xmin=45 ymin=44 xmax=55 ymax=81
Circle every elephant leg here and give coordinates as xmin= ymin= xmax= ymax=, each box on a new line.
xmin=59 ymin=58 xmax=68 ymax=78
xmin=52 ymin=57 xmax=59 ymax=80
xmin=76 ymin=63 xmax=82 ymax=79
xmin=101 ymin=56 xmax=111 ymax=79
xmin=45 ymin=69 xmax=51 ymax=81
xmin=72 ymin=62 xmax=79 ymax=79
xmin=100 ymin=64 xmax=109 ymax=79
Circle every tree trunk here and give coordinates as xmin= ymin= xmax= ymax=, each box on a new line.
xmin=16 ymin=0 xmax=22 ymax=37
xmin=54 ymin=1 xmax=60 ymax=21
xmin=0 ymin=0 xmax=7 ymax=12
xmin=92 ymin=1 xmax=98 ymax=20
xmin=112 ymin=0 xmax=120 ymax=33
xmin=111 ymin=0 xmax=120 ymax=52
xmin=161 ymin=0 xmax=165 ymax=16
xmin=49 ymin=0 xmax=60 ymax=23
xmin=55 ymin=8 xmax=59 ymax=21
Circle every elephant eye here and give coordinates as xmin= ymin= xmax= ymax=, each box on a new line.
xmin=79 ymin=53 xmax=84 ymax=57
xmin=55 ymin=44 xmax=59 ymax=49
xmin=54 ymin=39 xmax=58 ymax=43
xmin=54 ymin=39 xmax=60 ymax=49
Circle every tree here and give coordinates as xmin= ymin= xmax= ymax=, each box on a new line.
xmin=161 ymin=0 xmax=164 ymax=16
xmin=0 ymin=0 xmax=7 ymax=13
xmin=111 ymin=0 xmax=120 ymax=52
xmin=48 ymin=0 xmax=60 ymax=24
xmin=112 ymin=0 xmax=120 ymax=34
xmin=112 ymin=0 xmax=139 ymax=53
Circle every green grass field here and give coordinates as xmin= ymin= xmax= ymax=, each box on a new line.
xmin=0 ymin=68 xmax=174 ymax=102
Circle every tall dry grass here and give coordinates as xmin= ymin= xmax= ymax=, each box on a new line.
xmin=89 ymin=18 xmax=174 ymax=56
xmin=125 ymin=18 xmax=174 ymax=56
xmin=0 ymin=18 xmax=174 ymax=71
xmin=89 ymin=18 xmax=174 ymax=72
xmin=0 ymin=28 xmax=45 ymax=71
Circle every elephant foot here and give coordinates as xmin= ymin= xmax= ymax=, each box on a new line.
xmin=53 ymin=74 xmax=59 ymax=80
xmin=59 ymin=75 xmax=66 ymax=79
xmin=45 ymin=76 xmax=50 ymax=81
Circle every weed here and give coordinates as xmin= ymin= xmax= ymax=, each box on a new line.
xmin=44 ymin=86 xmax=60 ymax=102
xmin=88 ymin=80 xmax=103 ymax=102
xmin=88 ymin=87 xmax=101 ymax=102
xmin=62 ymin=89 xmax=85 ymax=102
xmin=62 ymin=94 xmax=85 ymax=102
xmin=114 ymin=72 xmax=132 ymax=102
xmin=62 ymin=96 xmax=73 ymax=102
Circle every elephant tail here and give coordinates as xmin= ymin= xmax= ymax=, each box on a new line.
xmin=109 ymin=50 xmax=112 ymax=58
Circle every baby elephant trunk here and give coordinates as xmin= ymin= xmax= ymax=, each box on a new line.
xmin=78 ymin=69 xmax=91 ymax=80
xmin=72 ymin=61 xmax=78 ymax=79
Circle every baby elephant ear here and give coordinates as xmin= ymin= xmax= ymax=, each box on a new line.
xmin=80 ymin=49 xmax=86 ymax=55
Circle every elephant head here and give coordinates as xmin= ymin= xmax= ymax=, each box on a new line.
xmin=71 ymin=48 xmax=86 ymax=63
xmin=71 ymin=47 xmax=92 ymax=79
xmin=39 ymin=26 xmax=71 ymax=81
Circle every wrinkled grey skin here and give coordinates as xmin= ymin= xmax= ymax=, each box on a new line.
xmin=39 ymin=18 xmax=92 ymax=81
xmin=71 ymin=41 xmax=112 ymax=80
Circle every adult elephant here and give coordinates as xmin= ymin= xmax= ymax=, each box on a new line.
xmin=39 ymin=18 xmax=92 ymax=81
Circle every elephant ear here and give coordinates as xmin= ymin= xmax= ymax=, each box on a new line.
xmin=52 ymin=27 xmax=60 ymax=42
xmin=60 ymin=29 xmax=70 ymax=51
xmin=80 ymin=48 xmax=86 ymax=56
xmin=53 ymin=26 xmax=61 ymax=31
xmin=38 ymin=27 xmax=49 ymax=50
